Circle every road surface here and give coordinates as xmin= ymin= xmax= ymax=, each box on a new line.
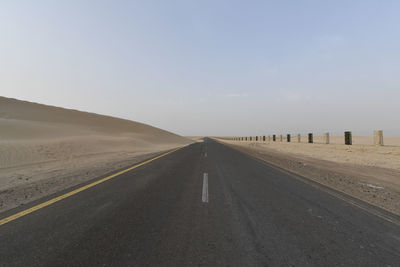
xmin=0 ymin=138 xmax=399 ymax=266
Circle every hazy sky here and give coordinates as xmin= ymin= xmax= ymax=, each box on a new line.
xmin=1 ymin=0 xmax=399 ymax=136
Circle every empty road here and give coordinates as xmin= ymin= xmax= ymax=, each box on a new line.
xmin=0 ymin=138 xmax=399 ymax=266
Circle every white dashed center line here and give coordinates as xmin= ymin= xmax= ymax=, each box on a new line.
xmin=202 ymin=173 xmax=208 ymax=203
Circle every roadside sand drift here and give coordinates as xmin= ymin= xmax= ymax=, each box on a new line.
xmin=0 ymin=96 xmax=192 ymax=212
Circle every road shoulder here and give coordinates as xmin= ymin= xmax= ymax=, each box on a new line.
xmin=214 ymin=139 xmax=400 ymax=219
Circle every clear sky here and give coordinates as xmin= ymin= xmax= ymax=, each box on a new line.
xmin=1 ymin=0 xmax=399 ymax=136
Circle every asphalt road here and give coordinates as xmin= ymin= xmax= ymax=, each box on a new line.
xmin=0 ymin=138 xmax=399 ymax=266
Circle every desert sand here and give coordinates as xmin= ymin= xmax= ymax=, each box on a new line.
xmin=185 ymin=136 xmax=205 ymax=142
xmin=217 ymin=137 xmax=400 ymax=215
xmin=0 ymin=97 xmax=192 ymax=212
xmin=228 ymin=136 xmax=400 ymax=170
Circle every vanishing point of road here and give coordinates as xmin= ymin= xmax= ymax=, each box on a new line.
xmin=0 ymin=138 xmax=399 ymax=266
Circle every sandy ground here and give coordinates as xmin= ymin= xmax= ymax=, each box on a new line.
xmin=312 ymin=135 xmax=400 ymax=146
xmin=185 ymin=136 xmax=205 ymax=142
xmin=217 ymin=138 xmax=400 ymax=215
xmin=227 ymin=136 xmax=400 ymax=171
xmin=0 ymin=97 xmax=192 ymax=212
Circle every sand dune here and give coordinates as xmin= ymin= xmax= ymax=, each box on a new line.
xmin=0 ymin=96 xmax=192 ymax=212
xmin=0 ymin=97 xmax=189 ymax=141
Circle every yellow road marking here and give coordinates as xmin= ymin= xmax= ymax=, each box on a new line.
xmin=0 ymin=146 xmax=185 ymax=227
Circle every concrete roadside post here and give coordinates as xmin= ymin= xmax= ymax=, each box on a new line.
xmin=287 ymin=134 xmax=291 ymax=142
xmin=345 ymin=131 xmax=352 ymax=145
xmin=374 ymin=130 xmax=384 ymax=146
xmin=323 ymin=133 xmax=330 ymax=144
xmin=273 ymin=135 xmax=276 ymax=141
xmin=279 ymin=135 xmax=283 ymax=142
xmin=268 ymin=135 xmax=271 ymax=142
xmin=308 ymin=133 xmax=313 ymax=143
xmin=297 ymin=134 xmax=301 ymax=143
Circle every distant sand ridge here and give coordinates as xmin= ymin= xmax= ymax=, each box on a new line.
xmin=0 ymin=97 xmax=192 ymax=212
